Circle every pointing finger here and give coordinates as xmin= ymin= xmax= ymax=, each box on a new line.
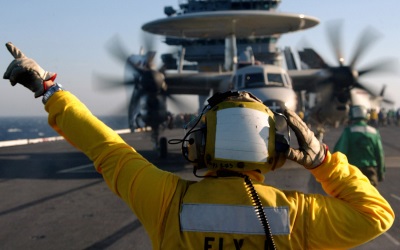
xmin=5 ymin=42 xmax=26 ymax=59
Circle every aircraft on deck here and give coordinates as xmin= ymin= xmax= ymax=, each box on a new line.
xmin=97 ymin=0 xmax=395 ymax=156
xmin=96 ymin=1 xmax=319 ymax=157
xmin=283 ymin=20 xmax=396 ymax=128
xmin=351 ymin=85 xmax=393 ymax=113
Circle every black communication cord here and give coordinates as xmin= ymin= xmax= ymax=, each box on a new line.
xmin=216 ymin=170 xmax=277 ymax=250
xmin=244 ymin=175 xmax=277 ymax=250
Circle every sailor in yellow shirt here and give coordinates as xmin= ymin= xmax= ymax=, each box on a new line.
xmin=3 ymin=42 xmax=394 ymax=250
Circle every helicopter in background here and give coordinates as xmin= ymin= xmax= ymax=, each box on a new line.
xmin=97 ymin=38 xmax=299 ymax=158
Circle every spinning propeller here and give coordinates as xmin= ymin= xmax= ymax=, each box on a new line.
xmin=93 ymin=32 xmax=186 ymax=151
xmin=105 ymin=33 xmax=166 ymax=93
xmin=299 ymin=20 xmax=396 ymax=105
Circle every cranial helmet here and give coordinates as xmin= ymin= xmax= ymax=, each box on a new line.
xmin=183 ymin=91 xmax=289 ymax=175
xmin=350 ymin=105 xmax=368 ymax=120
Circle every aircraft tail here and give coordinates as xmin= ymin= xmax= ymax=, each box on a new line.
xmin=298 ymin=48 xmax=328 ymax=69
xmin=283 ymin=47 xmax=297 ymax=70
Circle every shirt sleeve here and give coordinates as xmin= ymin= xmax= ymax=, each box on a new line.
xmin=44 ymin=91 xmax=181 ymax=237
xmin=305 ymin=151 xmax=394 ymax=249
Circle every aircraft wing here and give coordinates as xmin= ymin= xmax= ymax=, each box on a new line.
xmin=288 ymin=69 xmax=329 ymax=92
xmin=283 ymin=47 xmax=331 ymax=92
xmin=165 ymin=69 xmax=329 ymax=95
xmin=164 ymin=71 xmax=232 ymax=95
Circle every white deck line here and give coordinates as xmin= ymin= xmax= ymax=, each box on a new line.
xmin=0 ymin=129 xmax=132 ymax=148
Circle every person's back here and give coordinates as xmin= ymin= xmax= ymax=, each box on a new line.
xmin=336 ymin=121 xmax=381 ymax=167
xmin=334 ymin=106 xmax=385 ymax=186
xmin=163 ymin=167 xmax=392 ymax=249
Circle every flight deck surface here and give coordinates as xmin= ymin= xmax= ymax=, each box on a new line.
xmin=0 ymin=125 xmax=399 ymax=249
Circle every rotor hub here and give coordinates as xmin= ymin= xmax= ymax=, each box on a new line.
xmin=331 ymin=66 xmax=357 ymax=89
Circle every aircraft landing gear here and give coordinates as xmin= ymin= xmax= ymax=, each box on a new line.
xmin=150 ymin=128 xmax=168 ymax=158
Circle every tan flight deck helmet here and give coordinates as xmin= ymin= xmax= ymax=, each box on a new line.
xmin=185 ymin=91 xmax=289 ymax=175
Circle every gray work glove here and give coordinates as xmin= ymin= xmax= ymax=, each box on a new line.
xmin=284 ymin=109 xmax=327 ymax=169
xmin=3 ymin=42 xmax=56 ymax=98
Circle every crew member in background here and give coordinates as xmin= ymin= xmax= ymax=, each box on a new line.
xmin=397 ymin=108 xmax=400 ymax=126
xmin=334 ymin=105 xmax=385 ymax=187
xmin=378 ymin=108 xmax=387 ymax=127
xmin=369 ymin=108 xmax=379 ymax=127
xmin=3 ymin=42 xmax=394 ymax=249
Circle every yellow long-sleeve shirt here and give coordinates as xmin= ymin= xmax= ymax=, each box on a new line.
xmin=45 ymin=91 xmax=394 ymax=249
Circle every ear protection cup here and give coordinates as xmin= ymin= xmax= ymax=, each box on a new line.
xmin=187 ymin=126 xmax=206 ymax=168
xmin=271 ymin=151 xmax=287 ymax=170
xmin=275 ymin=133 xmax=290 ymax=153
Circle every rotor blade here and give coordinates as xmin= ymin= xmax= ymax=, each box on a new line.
xmin=141 ymin=31 xmax=157 ymax=53
xmin=106 ymin=35 xmax=142 ymax=74
xmin=92 ymin=72 xmax=136 ymax=91
xmin=349 ymin=26 xmax=382 ymax=68
xmin=93 ymin=73 xmax=125 ymax=90
xmin=383 ymin=98 xmax=395 ymax=105
xmin=106 ymin=35 xmax=131 ymax=65
xmin=326 ymin=20 xmax=344 ymax=66
xmin=358 ymin=58 xmax=399 ymax=77
xmin=353 ymin=82 xmax=378 ymax=97
xmin=354 ymin=82 xmax=394 ymax=105
xmin=141 ymin=31 xmax=159 ymax=67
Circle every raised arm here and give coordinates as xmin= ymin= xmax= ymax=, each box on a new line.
xmin=2 ymin=42 xmax=182 ymax=237
xmin=283 ymin=109 xmax=394 ymax=248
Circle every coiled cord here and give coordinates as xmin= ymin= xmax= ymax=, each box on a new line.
xmin=216 ymin=170 xmax=277 ymax=249
xmin=243 ymin=175 xmax=276 ymax=250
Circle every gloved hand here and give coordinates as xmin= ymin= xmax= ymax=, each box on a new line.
xmin=283 ymin=109 xmax=327 ymax=169
xmin=3 ymin=42 xmax=56 ymax=98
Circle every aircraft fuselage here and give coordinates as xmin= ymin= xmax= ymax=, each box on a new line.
xmin=232 ymin=64 xmax=297 ymax=113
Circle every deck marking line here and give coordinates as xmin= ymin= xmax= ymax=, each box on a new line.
xmin=383 ymin=232 xmax=400 ymax=246
xmin=390 ymin=194 xmax=400 ymax=202
xmin=58 ymin=164 xmax=95 ymax=173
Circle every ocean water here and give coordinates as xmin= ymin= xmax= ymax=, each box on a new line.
xmin=0 ymin=116 xmax=128 ymax=142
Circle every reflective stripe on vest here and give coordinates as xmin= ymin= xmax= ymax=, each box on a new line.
xmin=180 ymin=203 xmax=290 ymax=235
xmin=350 ymin=125 xmax=377 ymax=134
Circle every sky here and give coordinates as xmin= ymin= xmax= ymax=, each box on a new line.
xmin=0 ymin=0 xmax=399 ymax=117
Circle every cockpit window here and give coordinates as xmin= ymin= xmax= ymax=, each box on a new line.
xmin=244 ymin=73 xmax=265 ymax=88
xmin=266 ymin=73 xmax=284 ymax=87
xmin=283 ymin=73 xmax=292 ymax=88
xmin=244 ymin=72 xmax=287 ymax=88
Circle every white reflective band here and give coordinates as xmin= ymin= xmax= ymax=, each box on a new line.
xmin=180 ymin=204 xmax=289 ymax=235
xmin=215 ymin=108 xmax=270 ymax=162
xmin=350 ymin=125 xmax=377 ymax=134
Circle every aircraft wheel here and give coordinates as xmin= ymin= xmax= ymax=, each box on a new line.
xmin=159 ymin=137 xmax=168 ymax=158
